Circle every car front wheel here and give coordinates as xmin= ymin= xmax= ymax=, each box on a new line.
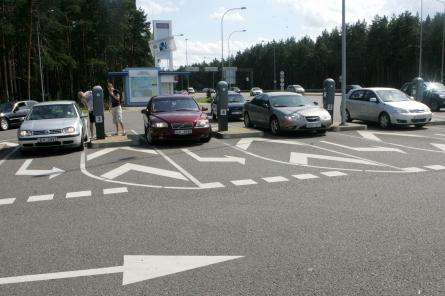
xmin=378 ymin=113 xmax=391 ymax=129
xmin=0 ymin=118 xmax=9 ymax=130
xmin=244 ymin=112 xmax=252 ymax=127
xmin=430 ymin=100 xmax=440 ymax=112
xmin=270 ymin=117 xmax=281 ymax=135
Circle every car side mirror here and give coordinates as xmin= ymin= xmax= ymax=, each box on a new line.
xmin=201 ymin=106 xmax=208 ymax=112
xmin=262 ymin=103 xmax=270 ymax=109
xmin=369 ymin=98 xmax=378 ymax=103
xmin=410 ymin=96 xmax=415 ymax=101
xmin=141 ymin=109 xmax=149 ymax=115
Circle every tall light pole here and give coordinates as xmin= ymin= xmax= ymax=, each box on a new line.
xmin=340 ymin=0 xmax=347 ymax=125
xmin=273 ymin=41 xmax=276 ymax=90
xmin=438 ymin=0 xmax=445 ymax=83
xmin=185 ymin=38 xmax=189 ymax=88
xmin=36 ymin=17 xmax=44 ymax=101
xmin=419 ymin=0 xmax=423 ymax=77
xmin=221 ymin=7 xmax=246 ymax=80
xmin=228 ymin=29 xmax=246 ymax=67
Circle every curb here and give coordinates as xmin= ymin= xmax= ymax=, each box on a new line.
xmin=212 ymin=130 xmax=264 ymax=139
xmin=87 ymin=134 xmax=140 ymax=149
xmin=329 ymin=123 xmax=367 ymax=132
xmin=428 ymin=120 xmax=445 ymax=126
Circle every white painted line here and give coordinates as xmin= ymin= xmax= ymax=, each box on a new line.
xmin=27 ymin=194 xmax=54 ymax=202
xmin=290 ymin=152 xmax=384 ymax=166
xmin=402 ymin=167 xmax=427 ymax=173
xmin=424 ymin=165 xmax=445 ymax=171
xmin=321 ymin=171 xmax=348 ymax=177
xmin=103 ymin=187 xmax=128 ymax=195
xmin=101 ymin=163 xmax=188 ymax=181
xmin=0 ymin=198 xmax=16 ymax=205
xmin=87 ymin=147 xmax=157 ymax=161
xmin=66 ymin=191 xmax=92 ymax=199
xmin=235 ymin=137 xmax=305 ymax=150
xmin=231 ymin=179 xmax=258 ymax=186
xmin=431 ymin=143 xmax=445 ymax=152
xmin=182 ymin=149 xmax=245 ymax=165
xmin=320 ymin=140 xmax=406 ymax=153
xmin=292 ymin=174 xmax=319 ymax=180
xmin=0 ymin=147 xmax=19 ymax=167
xmin=262 ymin=176 xmax=289 ymax=183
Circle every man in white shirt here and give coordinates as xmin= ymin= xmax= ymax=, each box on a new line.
xmin=78 ymin=90 xmax=95 ymax=139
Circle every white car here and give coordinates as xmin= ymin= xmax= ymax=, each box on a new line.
xmin=346 ymin=88 xmax=432 ymax=128
xmin=187 ymin=87 xmax=195 ymax=94
xmin=18 ymin=101 xmax=89 ymax=152
xmin=250 ymin=87 xmax=263 ymax=96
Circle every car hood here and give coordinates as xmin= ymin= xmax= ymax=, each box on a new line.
xmin=228 ymin=102 xmax=245 ymax=108
xmin=384 ymin=101 xmax=429 ymax=110
xmin=151 ymin=111 xmax=205 ymax=122
xmin=21 ymin=118 xmax=79 ymax=130
xmin=275 ymin=106 xmax=328 ymax=116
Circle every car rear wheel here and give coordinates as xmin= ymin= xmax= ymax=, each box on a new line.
xmin=244 ymin=112 xmax=252 ymax=127
xmin=430 ymin=100 xmax=440 ymax=112
xmin=77 ymin=134 xmax=85 ymax=151
xmin=0 ymin=118 xmax=9 ymax=130
xmin=270 ymin=116 xmax=281 ymax=135
xmin=378 ymin=113 xmax=391 ymax=129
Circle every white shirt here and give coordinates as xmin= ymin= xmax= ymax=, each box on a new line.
xmin=84 ymin=91 xmax=93 ymax=111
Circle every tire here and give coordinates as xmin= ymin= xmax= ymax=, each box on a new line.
xmin=244 ymin=112 xmax=252 ymax=127
xmin=145 ymin=125 xmax=157 ymax=145
xmin=415 ymin=124 xmax=425 ymax=128
xmin=0 ymin=117 xmax=9 ymax=131
xmin=77 ymin=135 xmax=85 ymax=151
xmin=270 ymin=116 xmax=281 ymax=135
xmin=430 ymin=100 xmax=440 ymax=112
xmin=200 ymin=132 xmax=211 ymax=143
xmin=346 ymin=109 xmax=352 ymax=123
xmin=378 ymin=113 xmax=391 ymax=129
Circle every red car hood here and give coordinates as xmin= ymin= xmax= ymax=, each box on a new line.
xmin=151 ymin=111 xmax=206 ymax=123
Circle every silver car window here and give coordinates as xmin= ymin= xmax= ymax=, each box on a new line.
xmin=28 ymin=104 xmax=77 ymax=120
xmin=375 ymin=90 xmax=410 ymax=102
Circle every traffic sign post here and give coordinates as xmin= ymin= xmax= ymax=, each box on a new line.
xmin=279 ymin=71 xmax=285 ymax=91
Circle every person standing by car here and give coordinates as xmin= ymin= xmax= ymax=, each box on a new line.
xmin=78 ymin=90 xmax=95 ymax=139
xmin=107 ymin=82 xmax=126 ymax=136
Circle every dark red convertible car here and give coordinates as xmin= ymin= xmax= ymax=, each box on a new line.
xmin=141 ymin=95 xmax=211 ymax=144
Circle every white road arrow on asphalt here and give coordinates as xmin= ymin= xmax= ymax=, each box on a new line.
xmin=236 ymin=137 xmax=305 ymax=150
xmin=0 ymin=255 xmax=243 ymax=286
xmin=357 ymin=130 xmax=430 ymax=142
xmin=101 ymin=163 xmax=188 ymax=181
xmin=182 ymin=149 xmax=245 ymax=165
xmin=431 ymin=143 xmax=445 ymax=152
xmin=87 ymin=147 xmax=157 ymax=161
xmin=289 ymin=152 xmax=384 ymax=166
xmin=320 ymin=141 xmax=406 ymax=153
xmin=0 ymin=141 xmax=18 ymax=149
xmin=16 ymin=159 xmax=64 ymax=179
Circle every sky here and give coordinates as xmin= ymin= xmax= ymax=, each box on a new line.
xmin=137 ymin=0 xmax=444 ymax=69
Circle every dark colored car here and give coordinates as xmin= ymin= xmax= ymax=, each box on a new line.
xmin=401 ymin=81 xmax=445 ymax=111
xmin=0 ymin=100 xmax=38 ymax=131
xmin=141 ymin=95 xmax=211 ymax=144
xmin=211 ymin=91 xmax=245 ymax=120
xmin=230 ymin=86 xmax=241 ymax=93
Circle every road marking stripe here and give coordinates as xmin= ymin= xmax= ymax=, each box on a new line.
xmin=231 ymin=179 xmax=257 ymax=186
xmin=27 ymin=194 xmax=54 ymax=202
xmin=424 ymin=165 xmax=445 ymax=171
xmin=262 ymin=176 xmax=289 ymax=183
xmin=0 ymin=198 xmax=15 ymax=205
xmin=292 ymin=174 xmax=319 ymax=180
xmin=66 ymin=191 xmax=92 ymax=199
xmin=103 ymin=187 xmax=128 ymax=195
xmin=321 ymin=171 xmax=348 ymax=177
xmin=402 ymin=167 xmax=427 ymax=173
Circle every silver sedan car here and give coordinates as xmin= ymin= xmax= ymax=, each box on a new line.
xmin=243 ymin=92 xmax=332 ymax=135
xmin=346 ymin=87 xmax=432 ymax=128
xmin=18 ymin=101 xmax=89 ymax=152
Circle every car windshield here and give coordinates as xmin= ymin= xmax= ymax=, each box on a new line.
xmin=152 ymin=98 xmax=199 ymax=112
xmin=269 ymin=95 xmax=313 ymax=107
xmin=252 ymin=88 xmax=260 ymax=91
xmin=0 ymin=102 xmax=13 ymax=113
xmin=228 ymin=95 xmax=245 ymax=103
xmin=376 ymin=90 xmax=410 ymax=102
xmin=27 ymin=104 xmax=77 ymax=120
xmin=426 ymin=82 xmax=445 ymax=92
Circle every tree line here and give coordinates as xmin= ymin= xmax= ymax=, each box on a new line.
xmin=181 ymin=11 xmax=444 ymax=91
xmin=0 ymin=0 xmax=153 ymax=103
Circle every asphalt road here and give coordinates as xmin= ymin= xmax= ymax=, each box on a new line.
xmin=1 ymin=110 xmax=445 ymax=295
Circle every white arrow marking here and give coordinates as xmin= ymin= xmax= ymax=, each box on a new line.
xmin=0 ymin=255 xmax=243 ymax=286
xmin=357 ymin=130 xmax=430 ymax=142
xmin=101 ymin=163 xmax=188 ymax=181
xmin=0 ymin=141 xmax=18 ymax=148
xmin=289 ymin=152 xmax=384 ymax=166
xmin=182 ymin=149 xmax=245 ymax=165
xmin=320 ymin=141 xmax=406 ymax=153
xmin=16 ymin=159 xmax=64 ymax=179
xmin=431 ymin=143 xmax=445 ymax=152
xmin=87 ymin=147 xmax=157 ymax=161
xmin=236 ymin=137 xmax=305 ymax=150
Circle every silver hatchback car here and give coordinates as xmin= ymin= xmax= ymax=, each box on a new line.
xmin=346 ymin=88 xmax=432 ymax=128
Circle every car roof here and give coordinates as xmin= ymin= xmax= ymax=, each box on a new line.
xmin=263 ymin=92 xmax=303 ymax=97
xmin=153 ymin=95 xmax=194 ymax=100
xmin=228 ymin=91 xmax=242 ymax=95
xmin=34 ymin=100 xmax=76 ymax=106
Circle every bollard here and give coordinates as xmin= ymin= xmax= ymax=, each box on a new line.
xmin=412 ymin=77 xmax=424 ymax=102
xmin=92 ymin=85 xmax=105 ymax=139
xmin=323 ymin=78 xmax=336 ymax=121
xmin=216 ymin=81 xmax=228 ymax=131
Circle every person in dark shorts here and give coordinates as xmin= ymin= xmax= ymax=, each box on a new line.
xmin=78 ymin=90 xmax=95 ymax=139
xmin=107 ymin=82 xmax=126 ymax=136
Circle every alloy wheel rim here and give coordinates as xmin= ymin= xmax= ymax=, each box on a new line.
xmin=380 ymin=115 xmax=389 ymax=128
xmin=244 ymin=114 xmax=250 ymax=126
xmin=1 ymin=119 xmax=7 ymax=129
xmin=271 ymin=119 xmax=278 ymax=133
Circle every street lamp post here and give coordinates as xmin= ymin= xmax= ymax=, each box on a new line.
xmin=437 ymin=0 xmax=445 ymax=83
xmin=273 ymin=41 xmax=276 ymax=90
xmin=228 ymin=29 xmax=246 ymax=67
xmin=221 ymin=7 xmax=246 ymax=80
xmin=340 ymin=0 xmax=347 ymax=125
xmin=185 ymin=38 xmax=189 ymax=88
xmin=419 ymin=0 xmax=423 ymax=77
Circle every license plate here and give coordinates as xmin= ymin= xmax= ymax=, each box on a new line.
xmin=174 ymin=129 xmax=192 ymax=135
xmin=231 ymin=111 xmax=242 ymax=115
xmin=38 ymin=137 xmax=57 ymax=143
xmin=306 ymin=122 xmax=322 ymax=128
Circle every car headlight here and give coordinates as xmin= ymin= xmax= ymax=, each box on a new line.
xmin=320 ymin=112 xmax=331 ymax=120
xmin=439 ymin=94 xmax=445 ymax=99
xmin=19 ymin=130 xmax=32 ymax=137
xmin=152 ymin=122 xmax=168 ymax=128
xmin=393 ymin=107 xmax=408 ymax=113
xmin=285 ymin=114 xmax=302 ymax=121
xmin=63 ymin=127 xmax=76 ymax=133
xmin=195 ymin=119 xmax=210 ymax=128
